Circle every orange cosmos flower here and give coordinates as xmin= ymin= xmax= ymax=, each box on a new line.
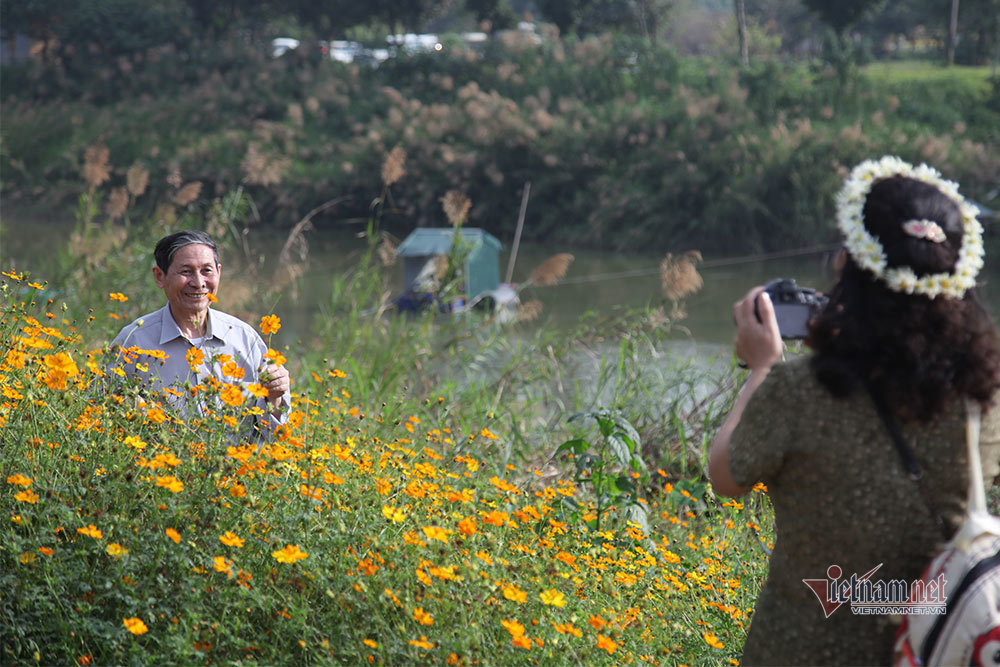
xmin=186 ymin=347 xmax=205 ymax=370
xmin=11 ymin=473 xmax=36 ymax=489
xmin=123 ymin=617 xmax=148 ymax=635
xmin=457 ymin=517 xmax=477 ymax=536
xmin=596 ymin=635 xmax=617 ymax=654
xmin=155 ymin=476 xmax=184 ymax=493
xmin=206 ymin=293 xmax=218 ymax=303
xmin=272 ymin=544 xmax=308 ymax=564
xmin=77 ymin=524 xmax=102 ymax=539
xmin=265 ymin=348 xmax=287 ymax=366
xmin=213 ymin=556 xmax=234 ymax=577
xmin=502 ymin=585 xmax=527 ymax=604
xmin=219 ymin=384 xmax=244 ymax=407
xmin=588 ymin=615 xmax=607 ymax=629
xmin=413 ymin=607 xmax=434 ymax=626
xmin=511 ymin=635 xmax=532 ymax=650
xmin=479 ymin=427 xmax=499 ymax=440
xmin=501 ymin=619 xmax=525 ymax=637
xmin=552 ymin=622 xmax=582 ymax=637
xmin=165 ymin=528 xmax=181 ymax=543
xmin=259 ymin=315 xmax=281 ymax=335
xmin=221 ymin=360 xmax=245 ymax=379
xmin=4 ymin=348 xmax=27 ymax=369
xmin=39 ymin=547 xmax=54 ymax=557
xmin=409 ymin=636 xmax=434 ymax=650
xmin=703 ymin=631 xmax=725 ymax=649
xmin=220 ymin=531 xmax=244 ymax=547
xmin=109 ymin=293 xmax=128 ymax=302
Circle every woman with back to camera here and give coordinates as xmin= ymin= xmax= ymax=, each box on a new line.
xmin=709 ymin=156 xmax=1000 ymax=665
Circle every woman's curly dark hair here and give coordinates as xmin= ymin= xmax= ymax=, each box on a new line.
xmin=809 ymin=175 xmax=1000 ymax=422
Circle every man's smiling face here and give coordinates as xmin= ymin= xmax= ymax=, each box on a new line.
xmin=153 ymin=243 xmax=221 ymax=328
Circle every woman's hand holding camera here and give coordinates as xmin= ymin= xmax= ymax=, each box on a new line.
xmin=733 ymin=287 xmax=783 ymax=371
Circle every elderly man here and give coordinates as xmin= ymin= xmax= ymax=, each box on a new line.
xmin=110 ymin=230 xmax=291 ymax=432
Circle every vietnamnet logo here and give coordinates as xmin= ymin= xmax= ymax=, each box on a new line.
xmin=802 ymin=564 xmax=948 ymax=617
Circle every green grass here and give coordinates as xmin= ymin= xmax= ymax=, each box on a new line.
xmin=861 ymin=59 xmax=995 ymax=94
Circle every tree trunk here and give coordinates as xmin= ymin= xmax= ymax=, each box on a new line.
xmin=946 ymin=0 xmax=960 ymax=66
xmin=735 ymin=0 xmax=749 ymax=66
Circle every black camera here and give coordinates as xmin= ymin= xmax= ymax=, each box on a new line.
xmin=756 ymin=278 xmax=828 ymax=339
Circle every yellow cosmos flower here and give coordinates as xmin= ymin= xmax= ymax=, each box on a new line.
xmin=413 ymin=607 xmax=434 ymax=626
xmin=260 ymin=315 xmax=281 ymax=335
xmin=422 ymin=526 xmax=448 ymax=543
xmin=77 ymin=524 xmax=102 ymax=539
xmin=123 ymin=617 xmax=148 ymax=635
xmin=382 ymin=505 xmax=407 ymax=523
xmin=106 ymin=543 xmax=129 ymax=557
xmin=539 ymin=589 xmax=567 ymax=608
xmin=220 ymin=531 xmax=244 ymax=547
xmin=272 ymin=544 xmax=308 ymax=564
xmin=165 ymin=528 xmax=181 ymax=543
xmin=479 ymin=427 xmax=499 ymax=440
xmin=109 ymin=292 xmax=128 ymax=302
xmin=247 ymin=383 xmax=268 ymax=398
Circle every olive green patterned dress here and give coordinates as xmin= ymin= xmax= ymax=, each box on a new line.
xmin=729 ymin=356 xmax=1000 ymax=666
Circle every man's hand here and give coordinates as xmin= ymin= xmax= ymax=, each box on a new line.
xmin=260 ymin=364 xmax=290 ymax=408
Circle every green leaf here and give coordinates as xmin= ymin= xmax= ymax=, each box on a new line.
xmin=556 ymin=438 xmax=590 ymax=456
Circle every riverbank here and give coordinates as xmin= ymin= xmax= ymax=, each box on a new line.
xmin=2 ymin=36 xmax=998 ymax=256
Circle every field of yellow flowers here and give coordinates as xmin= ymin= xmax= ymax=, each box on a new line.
xmin=0 ymin=255 xmax=773 ymax=665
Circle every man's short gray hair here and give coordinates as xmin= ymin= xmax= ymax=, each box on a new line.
xmin=154 ymin=230 xmax=219 ymax=273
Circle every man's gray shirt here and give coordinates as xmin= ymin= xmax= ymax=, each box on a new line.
xmin=110 ymin=304 xmax=289 ymax=431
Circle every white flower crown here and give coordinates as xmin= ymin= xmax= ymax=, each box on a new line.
xmin=835 ymin=155 xmax=984 ymax=299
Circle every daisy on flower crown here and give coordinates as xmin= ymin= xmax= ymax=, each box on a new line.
xmin=836 ymin=155 xmax=984 ymax=299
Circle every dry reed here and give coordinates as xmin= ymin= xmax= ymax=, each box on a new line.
xmin=82 ymin=144 xmax=111 ymax=190
xmin=529 ymin=253 xmax=574 ymax=287
xmin=440 ymin=190 xmax=471 ymax=227
xmin=381 ymin=146 xmax=406 ymax=186
xmin=660 ymin=250 xmax=703 ymax=318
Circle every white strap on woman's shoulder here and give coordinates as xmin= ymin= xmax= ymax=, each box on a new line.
xmin=966 ymin=400 xmax=986 ymax=514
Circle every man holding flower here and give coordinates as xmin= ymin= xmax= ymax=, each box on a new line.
xmin=110 ymin=230 xmax=291 ymax=432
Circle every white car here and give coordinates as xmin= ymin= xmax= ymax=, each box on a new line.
xmin=271 ymin=38 xmax=300 ymax=58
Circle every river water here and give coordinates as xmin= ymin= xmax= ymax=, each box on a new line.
xmin=3 ymin=213 xmax=1000 ymax=350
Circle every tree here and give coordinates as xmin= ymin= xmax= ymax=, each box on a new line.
xmin=800 ymin=0 xmax=885 ymax=34
xmin=735 ymin=0 xmax=749 ymax=64
xmin=946 ymin=0 xmax=959 ymax=64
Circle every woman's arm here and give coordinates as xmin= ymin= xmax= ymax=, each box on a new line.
xmin=708 ymin=287 xmax=784 ymax=498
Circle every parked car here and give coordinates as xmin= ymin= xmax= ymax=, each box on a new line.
xmin=271 ymin=37 xmax=300 ymax=58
